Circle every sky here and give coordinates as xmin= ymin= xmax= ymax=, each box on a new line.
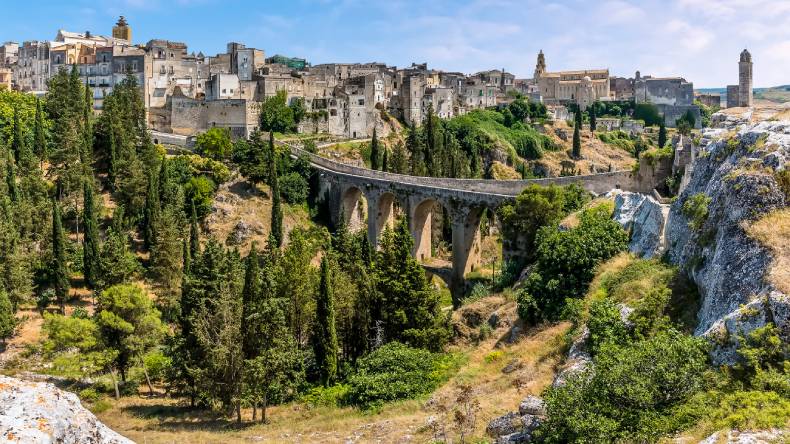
xmin=2 ymin=0 xmax=790 ymax=88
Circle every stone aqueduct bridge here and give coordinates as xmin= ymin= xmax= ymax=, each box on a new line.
xmin=286 ymin=144 xmax=644 ymax=297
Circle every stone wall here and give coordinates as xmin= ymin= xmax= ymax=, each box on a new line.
xmin=171 ymin=95 xmax=207 ymax=135
xmin=657 ymin=104 xmax=702 ymax=129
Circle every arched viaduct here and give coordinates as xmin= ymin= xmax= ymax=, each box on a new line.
xmin=286 ymin=144 xmax=643 ymax=304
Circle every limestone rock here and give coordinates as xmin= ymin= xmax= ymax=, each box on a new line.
xmin=698 ymin=428 xmax=785 ymax=443
xmin=486 ymin=412 xmax=522 ymax=437
xmin=496 ymin=432 xmax=531 ymax=444
xmin=665 ymin=120 xmax=789 ymax=363
xmin=0 ymin=375 xmax=134 ymax=444
xmin=610 ymin=190 xmax=668 ymax=258
xmin=518 ymin=396 xmax=545 ymax=416
xmin=552 ymin=327 xmax=592 ymax=387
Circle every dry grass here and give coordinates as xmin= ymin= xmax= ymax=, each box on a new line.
xmin=490 ymin=161 xmax=521 ymax=180
xmin=537 ymin=121 xmax=636 ymax=176
xmin=206 ymin=178 xmax=311 ymax=255
xmin=95 ymin=302 xmax=570 ymax=444
xmin=745 ymin=208 xmax=790 ymax=294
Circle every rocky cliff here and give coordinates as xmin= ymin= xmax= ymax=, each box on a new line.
xmin=666 ymin=114 xmax=789 ymax=363
xmin=0 ymin=375 xmax=133 ymax=444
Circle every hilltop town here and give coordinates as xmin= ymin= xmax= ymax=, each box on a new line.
xmin=0 ymin=16 xmax=752 ymax=141
xmin=0 ymin=11 xmax=787 ymax=444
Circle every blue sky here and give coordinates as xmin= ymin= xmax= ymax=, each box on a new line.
xmin=3 ymin=0 xmax=790 ymax=88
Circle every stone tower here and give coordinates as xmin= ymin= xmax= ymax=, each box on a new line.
xmin=534 ymin=50 xmax=546 ymax=81
xmin=738 ymin=48 xmax=753 ymax=107
xmin=112 ymin=16 xmax=132 ymax=42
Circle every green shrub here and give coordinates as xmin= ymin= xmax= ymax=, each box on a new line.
xmin=597 ymin=130 xmax=635 ymax=153
xmin=300 ymin=384 xmax=351 ymax=408
xmin=587 ymin=298 xmax=628 ymax=355
xmin=706 ymin=390 xmax=790 ymax=431
xmin=279 ymin=171 xmax=309 ymax=204
xmin=78 ymin=388 xmax=101 ymax=403
xmin=681 ymin=193 xmax=711 ymax=230
xmin=346 ymin=342 xmax=458 ymax=408
xmin=518 ymin=205 xmax=628 ymax=323
xmin=89 ymin=399 xmax=113 ymax=414
xmin=143 ymin=350 xmax=172 ymax=384
xmin=538 ymin=329 xmax=709 ymax=443
xmin=775 ymin=169 xmax=790 ymax=200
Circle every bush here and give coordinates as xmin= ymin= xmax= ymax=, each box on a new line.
xmin=518 ymin=205 xmax=628 ymax=323
xmin=586 ymin=298 xmax=628 ymax=355
xmin=538 ymin=329 xmax=709 ymax=443
xmin=633 ymin=103 xmax=662 ymax=126
xmin=195 ymin=127 xmax=233 ymax=160
xmin=78 ymin=388 xmax=101 ymax=403
xmin=279 ymin=172 xmax=309 ymax=204
xmin=346 ymin=342 xmax=457 ymax=408
xmin=300 ymin=384 xmax=351 ymax=408
xmin=681 ymin=193 xmax=711 ymax=230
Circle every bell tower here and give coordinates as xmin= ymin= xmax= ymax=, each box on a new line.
xmin=738 ymin=49 xmax=753 ymax=107
xmin=534 ymin=50 xmax=546 ymax=81
xmin=112 ymin=16 xmax=132 ymax=42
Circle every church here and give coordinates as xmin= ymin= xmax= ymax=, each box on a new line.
xmin=532 ymin=50 xmax=609 ymax=110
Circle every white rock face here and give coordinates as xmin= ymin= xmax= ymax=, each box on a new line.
xmin=0 ymin=375 xmax=134 ymax=444
xmin=666 ymin=120 xmax=790 ymax=363
xmin=610 ymin=190 xmax=668 ymax=258
xmin=699 ymin=428 xmax=785 ymax=444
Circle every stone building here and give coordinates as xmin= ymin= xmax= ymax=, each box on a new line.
xmin=633 ymin=73 xmax=700 ymax=128
xmin=696 ymin=93 xmax=721 ymax=109
xmin=144 ymin=39 xmax=209 ymax=109
xmin=532 ymin=51 xmax=609 ymax=109
xmin=726 ymin=49 xmax=753 ymax=108
xmin=0 ymin=68 xmax=12 ymax=90
xmin=0 ymin=42 xmax=18 ymax=67
xmin=471 ymin=69 xmax=514 ymax=93
xmin=14 ymin=41 xmax=50 ymax=92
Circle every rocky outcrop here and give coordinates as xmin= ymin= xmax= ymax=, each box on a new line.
xmin=0 ymin=375 xmax=133 ymax=443
xmin=486 ymin=395 xmax=546 ymax=443
xmin=698 ymin=428 xmax=786 ymax=443
xmin=665 ymin=119 xmax=789 ymax=363
xmin=610 ymin=190 xmax=668 ymax=258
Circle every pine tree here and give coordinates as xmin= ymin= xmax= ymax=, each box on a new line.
xmin=313 ymin=255 xmax=338 ymax=386
xmin=82 ymin=181 xmax=100 ymax=289
xmin=189 ymin=200 xmax=200 ymax=259
xmin=375 ymin=217 xmax=445 ymax=349
xmin=370 ymin=128 xmax=380 ymax=170
xmin=572 ymin=111 xmax=582 ymax=158
xmin=51 ymin=199 xmax=70 ymax=313
xmin=82 ymin=84 xmax=93 ymax=164
xmin=33 ymin=98 xmax=47 ymax=164
xmin=150 ymin=207 xmax=184 ymax=318
xmin=269 ymin=133 xmax=283 ymax=248
xmin=0 ymin=290 xmax=14 ymax=344
xmin=658 ymin=118 xmax=667 ymax=149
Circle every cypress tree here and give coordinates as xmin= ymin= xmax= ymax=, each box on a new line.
xmin=313 ymin=255 xmax=338 ymax=386
xmin=572 ymin=111 xmax=582 ymax=158
xmin=82 ymin=181 xmax=100 ymax=289
xmin=189 ymin=200 xmax=200 ymax=259
xmin=269 ymin=133 xmax=283 ymax=248
xmin=5 ymin=151 xmax=18 ymax=204
xmin=370 ymin=128 xmax=380 ymax=170
xmin=0 ymin=291 xmax=14 ymax=344
xmin=241 ymin=244 xmax=261 ymax=360
xmin=143 ymin=172 xmax=160 ymax=250
xmin=51 ymin=199 xmax=70 ymax=313
xmin=11 ymin=106 xmax=22 ymax=163
xmin=82 ymin=84 xmax=93 ymax=163
xmin=33 ymin=98 xmax=47 ymax=164
xmin=182 ymin=237 xmax=191 ymax=275
xmin=590 ymin=105 xmax=597 ymax=132
xmin=107 ymin=122 xmax=117 ymax=189
xmin=381 ymin=146 xmax=389 ymax=173
xmin=658 ymin=118 xmax=667 ymax=149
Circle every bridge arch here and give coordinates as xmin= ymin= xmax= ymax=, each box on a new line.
xmin=409 ymin=196 xmax=452 ymax=263
xmin=340 ymin=185 xmax=367 ymax=232
xmin=375 ymin=191 xmax=403 ymax=236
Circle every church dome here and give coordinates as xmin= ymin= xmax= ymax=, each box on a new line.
xmin=581 ymin=75 xmax=592 ymax=85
